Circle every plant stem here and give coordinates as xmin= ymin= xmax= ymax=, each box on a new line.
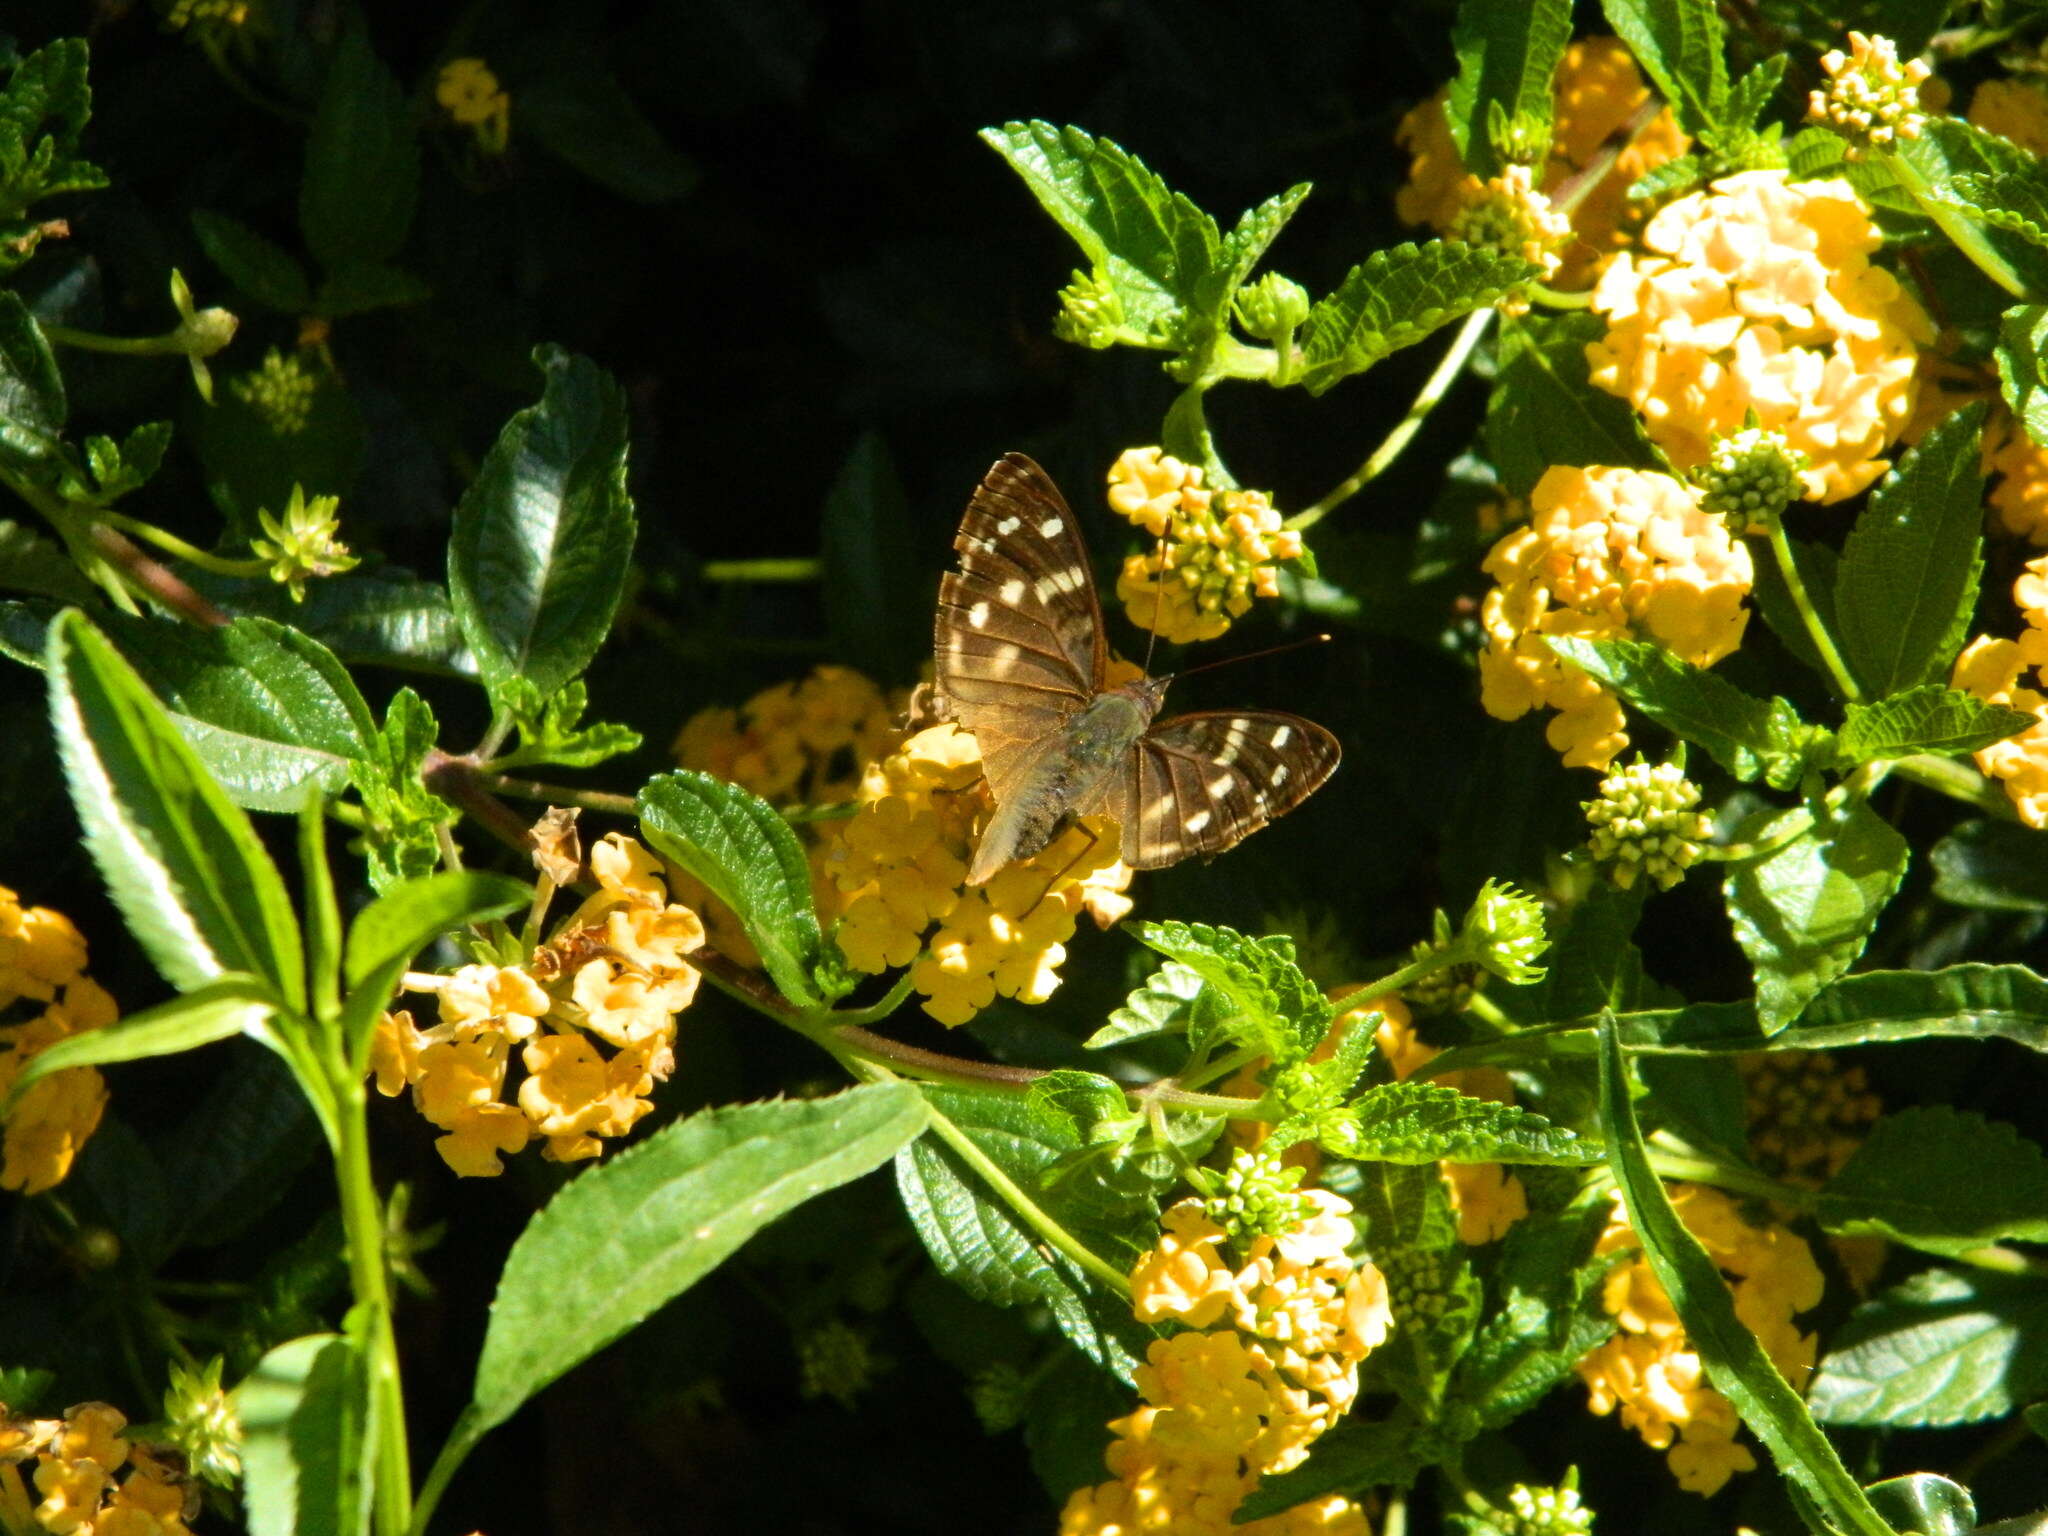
xmin=1893 ymin=753 xmax=2018 ymax=820
xmin=85 ymin=524 xmax=232 ymax=626
xmin=407 ymin=1408 xmax=485 ymax=1536
xmin=1528 ymin=284 xmax=1594 ymax=309
xmin=1764 ymin=519 xmax=1862 ymax=703
xmin=473 ymin=771 xmax=638 ymax=818
xmin=41 ymin=325 xmax=181 ymax=356
xmin=332 ymin=1076 xmax=413 ymax=1536
xmin=96 ymin=509 xmax=269 ymax=577
xmin=1645 ymin=1138 xmax=1816 ymax=1208
xmin=699 ymin=558 xmax=822 ymax=582
xmin=1289 ymin=307 xmax=1493 ymax=532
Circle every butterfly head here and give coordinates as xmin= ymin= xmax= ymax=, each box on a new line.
xmin=1108 ymin=670 xmax=1172 ymax=726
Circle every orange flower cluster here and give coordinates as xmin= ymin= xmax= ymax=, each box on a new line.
xmin=1 ymin=1402 xmax=198 ymax=1536
xmin=1576 ymin=1184 xmax=1823 ymax=1495
xmin=0 ymin=885 xmax=117 ymax=1195
xmin=1478 ymin=465 xmax=1753 ymax=769
xmin=374 ymin=835 xmax=703 ymax=1175
xmin=1061 ymin=1194 xmax=1394 ymax=1535
xmin=1954 ymin=556 xmax=2048 ymax=826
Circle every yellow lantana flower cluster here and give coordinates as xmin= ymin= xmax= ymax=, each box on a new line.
xmin=1444 ymin=165 xmax=1571 ymax=301
xmin=1808 ymin=32 xmax=1931 ymax=151
xmin=674 ymin=664 xmax=904 ymax=809
xmin=1 ymin=1401 xmax=198 ymax=1536
xmin=1587 ymin=170 xmax=1932 ymax=503
xmin=1740 ymin=1050 xmax=1881 ymax=1188
xmin=374 ymin=834 xmax=703 ymax=1176
xmin=437 ymin=58 xmax=511 ymax=154
xmin=822 ymin=725 xmax=1133 ymax=1026
xmin=1108 ymin=448 xmax=1304 ymax=645
xmin=1984 ymin=414 xmax=2048 ymax=544
xmin=1953 ymin=555 xmax=2048 ymax=826
xmin=1576 ymin=1183 xmax=1824 ymax=1496
xmin=1970 ymin=77 xmax=2048 ymax=156
xmin=0 ymin=886 xmax=117 ymax=1195
xmin=1060 ymin=1195 xmax=1394 ymax=1535
xmin=1478 ymin=465 xmax=1754 ymax=769
xmin=1397 ymin=37 xmax=1691 ymax=288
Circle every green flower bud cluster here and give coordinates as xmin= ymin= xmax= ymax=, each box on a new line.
xmin=1232 ymin=271 xmax=1310 ymax=342
xmin=232 ymin=347 xmax=319 ymax=436
xmin=1690 ymin=425 xmax=1808 ymax=532
xmin=162 ymin=1357 xmax=241 ymax=1488
xmin=1584 ymin=757 xmax=1714 ymax=892
xmin=1206 ymin=1148 xmax=1316 ymax=1250
xmin=1459 ymin=879 xmax=1548 ymax=986
xmin=1053 ymin=268 xmax=1125 ymax=349
xmin=1400 ymin=933 xmax=1483 ymax=1018
xmin=796 ymin=1319 xmax=879 ymax=1408
xmin=1380 ymin=1247 xmax=1454 ymax=1329
xmin=1501 ymin=1479 xmax=1593 ymax=1536
xmin=251 ymin=483 xmax=359 ymax=601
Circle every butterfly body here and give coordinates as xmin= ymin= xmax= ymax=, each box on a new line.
xmin=937 ymin=453 xmax=1339 ymax=884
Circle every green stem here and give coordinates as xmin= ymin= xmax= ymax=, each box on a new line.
xmin=1344 ymin=950 xmax=1444 ymax=1006
xmin=1288 ymin=307 xmax=1493 ymax=532
xmin=1893 ymin=753 xmax=2018 ymax=820
xmin=472 ymin=771 xmax=638 ymax=818
xmin=699 ymin=558 xmax=822 ymax=583
xmin=95 ymin=509 xmax=269 ymax=577
xmin=332 ymin=1076 xmax=413 ymax=1536
xmin=1646 ymin=1140 xmax=1817 ymax=1209
xmin=407 ymin=1408 xmax=485 ymax=1536
xmin=41 ymin=325 xmax=180 ymax=356
xmin=1527 ymin=284 xmax=1594 ymax=309
xmin=1764 ymin=519 xmax=1862 ymax=703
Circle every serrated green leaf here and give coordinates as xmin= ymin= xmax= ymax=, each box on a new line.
xmin=1086 ymin=960 xmax=1205 ymax=1048
xmin=1898 ymin=120 xmax=2048 ymax=309
xmin=1546 ymin=636 xmax=1812 ymax=788
xmin=236 ymin=1333 xmax=371 ymax=1536
xmin=1300 ymin=242 xmax=1537 ymax=395
xmin=1818 ymin=1106 xmax=2048 ymax=1257
xmin=0 ymin=517 xmax=93 ymax=604
xmin=1130 ymin=919 xmax=1331 ymax=1062
xmin=0 ymin=40 xmax=107 ymax=274
xmin=637 ymin=770 xmax=824 ymax=1008
xmin=346 ymin=687 xmax=454 ymax=894
xmin=47 ymin=610 xmax=306 ymax=1007
xmin=1931 ymin=820 xmax=2048 ymax=911
xmin=1355 ymin=1161 xmax=1480 ymax=1407
xmin=1948 ymin=167 xmax=2048 ymax=250
xmin=1206 ymin=183 xmax=1311 ymax=317
xmin=980 ymin=120 xmax=1221 ymax=337
xmin=897 ymin=1085 xmax=1154 ymax=1381
xmin=1 ymin=974 xmax=276 ymax=1112
xmin=1998 ymin=303 xmax=2048 ymax=448
xmin=1725 ymin=803 xmax=1908 ymax=1034
xmin=0 ymin=289 xmax=65 ymax=474
xmin=1627 ymin=152 xmax=1708 ymax=203
xmin=1837 ymin=684 xmax=2033 ymax=765
xmin=1723 ymin=56 xmax=1787 ymax=133
xmin=190 ymin=567 xmax=475 ymax=678
xmin=1599 ymin=0 xmax=1727 ymax=133
xmin=1810 ymin=1265 xmax=2048 ymax=1427
xmin=1598 ymin=1019 xmax=1895 ymax=1536
xmin=299 ymin=25 xmax=418 ymax=272
xmin=448 ymin=347 xmax=635 ymax=695
xmin=474 ymin=1085 xmax=925 ymax=1435
xmin=191 ymin=210 xmax=312 ymax=314
xmin=1332 ymin=1080 xmax=1600 ymax=1166
xmin=1446 ymin=0 xmax=1571 ymax=173
xmin=1484 ymin=311 xmax=1663 ymax=495
xmin=1836 ymin=402 xmax=1988 ymax=697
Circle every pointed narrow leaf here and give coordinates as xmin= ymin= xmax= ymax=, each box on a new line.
xmin=1598 ymin=1019 xmax=1895 ymax=1536
xmin=1931 ymin=820 xmax=2048 ymax=911
xmin=2 ymin=975 xmax=277 ymax=1111
xmin=236 ymin=1333 xmax=371 ymax=1536
xmin=1201 ymin=183 xmax=1311 ymax=316
xmin=636 ymin=769 xmax=824 ymax=1007
xmin=473 ymin=1085 xmax=926 ymax=1434
xmin=1997 ymin=303 xmax=2048 ymax=446
xmin=1446 ymin=0 xmax=1572 ymax=171
xmin=1301 ymin=242 xmax=1537 ymax=394
xmin=299 ymin=25 xmax=418 ymax=270
xmin=1599 ymin=0 xmax=1727 ymax=133
xmin=47 ymin=611 xmax=305 ymax=1007
xmin=447 ymin=348 xmax=635 ymax=695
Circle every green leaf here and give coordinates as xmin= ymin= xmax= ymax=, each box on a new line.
xmin=1597 ymin=1019 xmax=1895 ymax=1536
xmin=1206 ymin=183 xmax=1311 ymax=317
xmin=1231 ymin=1413 xmax=1424 ymax=1522
xmin=46 ymin=610 xmax=306 ymax=1007
xmin=1329 ymin=1080 xmax=1600 ymax=1165
xmin=637 ymin=770 xmax=825 ymax=1008
xmin=1084 ymin=960 xmax=1207 ymax=1049
xmin=979 ymin=120 xmax=1221 ymax=337
xmin=447 ymin=347 xmax=635 ymax=695
xmin=1 ymin=974 xmax=277 ymax=1111
xmin=492 ymin=677 xmax=641 ymax=770
xmin=1446 ymin=0 xmax=1572 ymax=172
xmin=1931 ymin=820 xmax=2048 ymax=911
xmin=0 ymin=40 xmax=108 ymax=273
xmin=1835 ymin=402 xmax=1988 ymax=697
xmin=1300 ymin=242 xmax=1538 ymax=395
xmin=1130 ymin=919 xmax=1331 ymax=1063
xmin=1599 ymin=0 xmax=1727 ymax=134
xmin=820 ymin=433 xmax=924 ymax=681
xmin=1725 ymin=803 xmax=1909 ymax=1033
xmin=1997 ymin=303 xmax=2048 ymax=449
xmin=1484 ymin=312 xmax=1663 ymax=495
xmin=346 ymin=688 xmax=455 ymax=894
xmin=1525 ymin=881 xmax=1647 ymax=1022
xmin=0 ymin=289 xmax=65 ymax=474
xmin=311 ymin=261 xmax=431 ymax=318
xmin=518 ymin=68 xmax=699 ymax=204
xmin=1355 ymin=1161 xmax=1481 ymax=1406
xmin=1866 ymin=1474 xmax=1976 ymax=1536
xmin=191 ymin=210 xmax=312 ymax=314
xmin=189 ymin=567 xmax=476 ymax=678
xmin=298 ymin=24 xmax=418 ymax=271
xmin=1837 ymin=685 xmax=2032 ymax=765
xmin=1817 ymin=1106 xmax=2048 ymax=1257
xmin=1810 ymin=1265 xmax=2048 ymax=1427
xmin=0 ymin=518 xmax=94 ymax=604
xmin=338 ymin=871 xmax=531 ymax=1055
xmin=1749 ymin=531 xmax=1841 ymax=681
xmin=897 ymin=1085 xmax=1155 ymax=1381
xmin=1545 ymin=636 xmax=1813 ymax=788
xmin=80 ymin=421 xmax=172 ymax=503
xmin=236 ymin=1333 xmax=371 ymax=1536
xmin=473 ymin=1084 xmax=925 ymax=1435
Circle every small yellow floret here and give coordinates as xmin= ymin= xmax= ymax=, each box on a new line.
xmin=437 ymin=59 xmax=511 ymax=153
xmin=1953 ymin=556 xmax=2048 ymax=826
xmin=1808 ymin=32 xmax=1931 ymax=151
xmin=0 ymin=886 xmax=116 ymax=1194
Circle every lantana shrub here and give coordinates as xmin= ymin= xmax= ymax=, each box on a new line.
xmin=8 ymin=6 xmax=2048 ymax=1536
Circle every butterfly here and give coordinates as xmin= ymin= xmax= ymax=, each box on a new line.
xmin=935 ymin=452 xmax=1340 ymax=885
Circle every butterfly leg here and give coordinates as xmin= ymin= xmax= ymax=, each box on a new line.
xmin=1018 ymin=818 xmax=1103 ymax=922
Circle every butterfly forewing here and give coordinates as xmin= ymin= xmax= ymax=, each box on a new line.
xmin=1119 ymin=711 xmax=1341 ymax=869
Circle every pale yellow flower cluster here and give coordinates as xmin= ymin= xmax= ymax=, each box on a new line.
xmin=1060 ymin=1197 xmax=1393 ymax=1536
xmin=1444 ymin=165 xmax=1571 ymax=303
xmin=1576 ymin=1183 xmax=1823 ymax=1496
xmin=822 ymin=725 xmax=1133 ymax=1026
xmin=1 ymin=1401 xmax=198 ymax=1536
xmin=1740 ymin=1050 xmax=1881 ymax=1189
xmin=0 ymin=886 xmax=116 ymax=1196
xmin=1969 ymin=77 xmax=2048 ymax=155
xmin=1478 ymin=466 xmax=1753 ymax=770
xmin=1396 ymin=37 xmax=1691 ymax=288
xmin=1954 ymin=556 xmax=2048 ymax=827
xmin=1588 ymin=170 xmax=1931 ymax=503
xmin=1808 ymin=32 xmax=1931 ymax=150
xmin=674 ymin=664 xmax=904 ymax=809
xmin=374 ymin=835 xmax=703 ymax=1176
xmin=1108 ymin=448 xmax=1303 ymax=645
xmin=1985 ymin=415 xmax=2048 ymax=544
xmin=437 ymin=59 xmax=510 ymax=153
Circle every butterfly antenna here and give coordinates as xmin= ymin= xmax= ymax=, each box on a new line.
xmin=1140 ymin=531 xmax=1168 ymax=678
xmin=1168 ymin=632 xmax=1332 ymax=683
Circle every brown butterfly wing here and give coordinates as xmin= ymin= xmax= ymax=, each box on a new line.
xmin=1114 ymin=711 xmax=1341 ymax=869
xmin=935 ymin=453 xmax=1109 ymax=792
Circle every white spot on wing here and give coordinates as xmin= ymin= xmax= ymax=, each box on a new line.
xmin=1208 ymin=775 xmax=1233 ymax=797
xmin=968 ymin=601 xmax=990 ymax=628
xmin=1271 ymin=764 xmax=1290 ymax=786
xmin=995 ymin=643 xmax=1021 ymax=663
xmin=996 ymin=516 xmax=1020 ymax=535
xmin=1038 ymin=516 xmax=1064 ymax=539
xmin=1185 ymin=809 xmax=1212 ymax=834
xmin=1271 ymin=725 xmax=1292 ymax=749
xmin=1000 ymin=578 xmax=1025 ymax=603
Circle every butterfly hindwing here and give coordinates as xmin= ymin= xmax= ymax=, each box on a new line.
xmin=1117 ymin=711 xmax=1341 ymax=869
